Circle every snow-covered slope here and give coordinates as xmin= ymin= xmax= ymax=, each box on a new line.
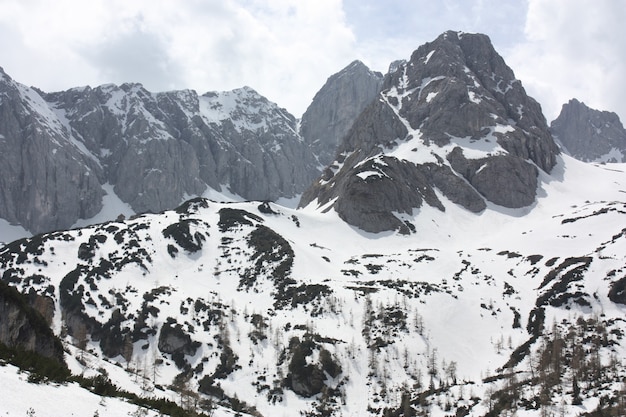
xmin=2 ymin=153 xmax=626 ymax=416
xmin=0 ymin=360 xmax=244 ymax=417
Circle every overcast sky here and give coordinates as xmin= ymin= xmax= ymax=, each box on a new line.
xmin=0 ymin=0 xmax=624 ymax=122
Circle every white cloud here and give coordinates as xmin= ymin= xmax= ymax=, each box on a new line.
xmin=0 ymin=0 xmax=355 ymax=115
xmin=0 ymin=0 xmax=623 ymax=123
xmin=341 ymin=0 xmax=527 ymax=78
xmin=506 ymin=0 xmax=626 ymax=122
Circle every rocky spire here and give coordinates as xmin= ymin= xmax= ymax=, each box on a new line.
xmin=300 ymin=31 xmax=560 ymax=234
xmin=300 ymin=60 xmax=383 ymax=168
xmin=551 ymin=98 xmax=626 ymax=162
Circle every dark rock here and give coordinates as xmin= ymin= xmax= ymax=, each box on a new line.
xmin=286 ymin=336 xmax=340 ymax=398
xmin=300 ymin=31 xmax=558 ymax=233
xmin=447 ymin=147 xmax=538 ymax=208
xmin=158 ymin=321 xmax=198 ymax=356
xmin=301 ymin=60 xmax=383 ymax=167
xmin=0 ymin=279 xmax=65 ymax=363
xmin=551 ymin=98 xmax=626 ymax=162
xmin=608 ymin=276 xmax=626 ymax=305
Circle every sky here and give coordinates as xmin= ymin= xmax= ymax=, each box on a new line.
xmin=0 ymin=0 xmax=624 ymax=123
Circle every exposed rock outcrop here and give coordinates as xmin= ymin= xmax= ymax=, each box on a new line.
xmin=550 ymin=98 xmax=626 ymax=162
xmin=0 ymin=68 xmax=104 ymax=233
xmin=300 ymin=60 xmax=383 ymax=167
xmin=300 ymin=31 xmax=559 ymax=233
xmin=0 ymin=67 xmax=319 ymax=234
xmin=0 ymin=279 xmax=64 ymax=363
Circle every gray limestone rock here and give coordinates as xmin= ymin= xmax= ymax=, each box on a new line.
xmin=48 ymin=84 xmax=318 ymax=210
xmin=387 ymin=31 xmax=558 ymax=172
xmin=300 ymin=60 xmax=383 ymax=167
xmin=0 ymin=68 xmax=104 ymax=234
xmin=550 ymin=98 xmax=626 ymax=162
xmin=447 ymin=147 xmax=538 ymax=208
xmin=1 ymin=66 xmax=319 ymax=233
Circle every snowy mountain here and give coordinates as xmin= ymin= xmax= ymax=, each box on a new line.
xmin=2 ymin=31 xmax=626 ymax=417
xmin=0 ymin=70 xmax=318 ymax=235
xmin=551 ymin=98 xmax=626 ymax=163
xmin=300 ymin=60 xmax=383 ymax=168
xmin=0 ymin=59 xmax=383 ymax=237
xmin=300 ymin=31 xmax=559 ymax=234
xmin=1 ymin=154 xmax=626 ymax=416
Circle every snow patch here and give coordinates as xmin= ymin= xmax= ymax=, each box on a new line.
xmin=595 ymin=148 xmax=625 ymax=163
xmin=468 ymin=90 xmax=481 ymax=104
xmin=424 ymin=50 xmax=435 ymax=64
xmin=356 ymin=170 xmax=385 ymax=180
xmin=72 ymin=183 xmax=135 ymax=228
xmin=0 ymin=218 xmax=30 ymax=246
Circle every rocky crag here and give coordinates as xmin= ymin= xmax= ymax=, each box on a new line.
xmin=551 ymin=98 xmax=626 ymax=162
xmin=0 ymin=72 xmax=320 ymax=234
xmin=0 ymin=69 xmax=105 ymax=234
xmin=300 ymin=31 xmax=560 ymax=233
xmin=300 ymin=60 xmax=383 ymax=168
xmin=0 ymin=280 xmax=64 ymax=364
xmin=0 ymin=59 xmax=382 ymax=235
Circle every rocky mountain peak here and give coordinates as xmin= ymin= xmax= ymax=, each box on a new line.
xmin=200 ymin=86 xmax=297 ymax=135
xmin=382 ymin=30 xmax=557 ymax=171
xmin=300 ymin=31 xmax=560 ymax=234
xmin=0 ymin=68 xmax=320 ymax=234
xmin=0 ymin=70 xmax=105 ymax=233
xmin=300 ymin=60 xmax=383 ymax=168
xmin=550 ymin=98 xmax=626 ymax=162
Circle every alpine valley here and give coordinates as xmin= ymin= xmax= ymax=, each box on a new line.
xmin=2 ymin=31 xmax=626 ymax=417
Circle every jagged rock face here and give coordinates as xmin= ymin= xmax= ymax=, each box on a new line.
xmin=300 ymin=60 xmax=383 ymax=167
xmin=300 ymin=31 xmax=559 ymax=233
xmin=198 ymin=89 xmax=319 ymax=201
xmin=0 ymin=280 xmax=64 ymax=363
xmin=392 ymin=32 xmax=558 ymax=172
xmin=0 ymin=68 xmax=104 ymax=233
xmin=550 ymin=98 xmax=626 ymax=162
xmin=45 ymin=84 xmax=318 ymax=213
xmin=0 ymin=66 xmax=318 ymax=233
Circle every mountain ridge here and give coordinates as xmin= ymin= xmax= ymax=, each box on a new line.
xmin=2 ymin=31 xmax=626 ymax=417
xmin=0 ymin=69 xmax=322 ymax=234
xmin=300 ymin=31 xmax=559 ymax=233
xmin=0 ymin=58 xmax=389 ymax=236
xmin=551 ymin=98 xmax=626 ymax=163
xmin=2 ymin=153 xmax=626 ymax=416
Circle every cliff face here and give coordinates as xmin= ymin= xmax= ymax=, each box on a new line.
xmin=300 ymin=60 xmax=383 ymax=167
xmin=43 ymin=84 xmax=319 ymax=214
xmin=0 ymin=280 xmax=64 ymax=363
xmin=300 ymin=31 xmax=559 ymax=233
xmin=0 ymin=69 xmax=320 ymax=234
xmin=551 ymin=98 xmax=626 ymax=162
xmin=0 ymin=68 xmax=105 ymax=233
